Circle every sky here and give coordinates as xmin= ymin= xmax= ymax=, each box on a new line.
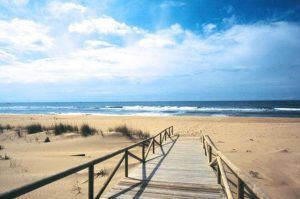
xmin=0 ymin=0 xmax=300 ymax=102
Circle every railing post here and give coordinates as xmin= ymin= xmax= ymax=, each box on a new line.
xmin=160 ymin=133 xmax=162 ymax=145
xmin=165 ymin=130 xmax=167 ymax=141
xmin=152 ymin=138 xmax=155 ymax=154
xmin=88 ymin=165 xmax=94 ymax=199
xmin=238 ymin=178 xmax=245 ymax=199
xmin=125 ymin=150 xmax=128 ymax=177
xmin=142 ymin=142 xmax=145 ymax=163
xmin=217 ymin=164 xmax=221 ymax=184
xmin=208 ymin=145 xmax=212 ymax=163
xmin=171 ymin=126 xmax=173 ymax=135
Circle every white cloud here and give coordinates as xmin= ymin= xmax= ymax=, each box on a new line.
xmin=48 ymin=2 xmax=87 ymax=17
xmin=0 ymin=20 xmax=299 ymax=84
xmin=84 ymin=40 xmax=115 ymax=49
xmin=0 ymin=18 xmax=53 ymax=52
xmin=68 ymin=16 xmax=145 ymax=35
xmin=0 ymin=50 xmax=17 ymax=63
xmin=202 ymin=23 xmax=217 ymax=34
xmin=138 ymin=24 xmax=182 ymax=48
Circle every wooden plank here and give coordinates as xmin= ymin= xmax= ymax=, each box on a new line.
xmin=103 ymin=137 xmax=225 ymax=199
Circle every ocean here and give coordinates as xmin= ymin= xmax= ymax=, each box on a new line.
xmin=0 ymin=101 xmax=300 ymax=117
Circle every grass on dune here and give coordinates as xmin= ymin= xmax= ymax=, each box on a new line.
xmin=53 ymin=123 xmax=78 ymax=135
xmin=26 ymin=124 xmax=43 ymax=134
xmin=80 ymin=124 xmax=97 ymax=137
xmin=109 ymin=125 xmax=150 ymax=140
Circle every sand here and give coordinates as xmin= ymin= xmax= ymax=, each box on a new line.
xmin=0 ymin=115 xmax=300 ymax=199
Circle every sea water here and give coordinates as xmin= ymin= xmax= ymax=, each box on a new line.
xmin=1 ymin=101 xmax=300 ymax=117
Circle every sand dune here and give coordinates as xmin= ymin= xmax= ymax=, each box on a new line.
xmin=0 ymin=115 xmax=300 ymax=198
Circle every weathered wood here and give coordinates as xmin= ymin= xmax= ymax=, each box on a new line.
xmin=128 ymin=151 xmax=143 ymax=163
xmin=125 ymin=150 xmax=128 ymax=177
xmin=204 ymin=135 xmax=218 ymax=153
xmin=142 ymin=142 xmax=145 ymax=163
xmin=144 ymin=139 xmax=154 ymax=159
xmin=209 ymin=157 xmax=217 ymax=167
xmin=217 ymin=165 xmax=221 ymax=184
xmin=208 ymin=145 xmax=212 ymax=163
xmin=164 ymin=130 xmax=167 ymax=141
xmin=204 ymin=140 xmax=208 ymax=156
xmin=103 ymin=137 xmax=225 ymax=199
xmin=88 ymin=165 xmax=94 ymax=199
xmin=203 ymin=134 xmax=270 ymax=199
xmin=153 ymin=138 xmax=161 ymax=146
xmin=217 ymin=157 xmax=233 ymax=199
xmin=95 ymin=154 xmax=125 ymax=199
xmin=160 ymin=133 xmax=162 ymax=144
xmin=152 ymin=138 xmax=155 ymax=154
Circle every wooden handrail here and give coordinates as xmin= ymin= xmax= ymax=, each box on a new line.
xmin=0 ymin=126 xmax=174 ymax=199
xmin=217 ymin=157 xmax=233 ymax=199
xmin=202 ymin=134 xmax=270 ymax=199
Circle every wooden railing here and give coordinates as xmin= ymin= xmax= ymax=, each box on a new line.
xmin=0 ymin=126 xmax=174 ymax=199
xmin=201 ymin=134 xmax=270 ymax=199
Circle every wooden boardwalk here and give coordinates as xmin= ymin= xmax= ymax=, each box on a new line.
xmin=103 ymin=137 xmax=226 ymax=199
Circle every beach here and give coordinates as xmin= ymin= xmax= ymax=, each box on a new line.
xmin=0 ymin=115 xmax=300 ymax=198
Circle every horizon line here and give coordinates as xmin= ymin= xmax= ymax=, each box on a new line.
xmin=0 ymin=99 xmax=300 ymax=103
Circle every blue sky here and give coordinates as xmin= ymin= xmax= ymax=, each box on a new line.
xmin=0 ymin=0 xmax=300 ymax=102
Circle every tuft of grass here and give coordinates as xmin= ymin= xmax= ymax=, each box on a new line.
xmin=114 ymin=125 xmax=132 ymax=138
xmin=26 ymin=124 xmax=43 ymax=134
xmin=95 ymin=168 xmax=108 ymax=178
xmin=72 ymin=180 xmax=82 ymax=195
xmin=6 ymin=124 xmax=13 ymax=130
xmin=134 ymin=130 xmax=150 ymax=140
xmin=111 ymin=125 xmax=150 ymax=140
xmin=0 ymin=124 xmax=13 ymax=133
xmin=80 ymin=124 xmax=97 ymax=137
xmin=53 ymin=123 xmax=78 ymax=135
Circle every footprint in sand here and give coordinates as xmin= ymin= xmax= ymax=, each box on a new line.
xmin=249 ymin=170 xmax=263 ymax=179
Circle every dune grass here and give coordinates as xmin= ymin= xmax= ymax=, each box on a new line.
xmin=80 ymin=124 xmax=97 ymax=137
xmin=26 ymin=124 xmax=43 ymax=134
xmin=53 ymin=123 xmax=78 ymax=135
xmin=110 ymin=125 xmax=150 ymax=140
xmin=0 ymin=124 xmax=14 ymax=133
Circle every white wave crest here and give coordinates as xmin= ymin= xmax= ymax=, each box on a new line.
xmin=274 ymin=108 xmax=300 ymax=111
xmin=103 ymin=106 xmax=268 ymax=112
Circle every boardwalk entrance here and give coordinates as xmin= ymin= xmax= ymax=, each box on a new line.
xmin=103 ymin=137 xmax=225 ymax=198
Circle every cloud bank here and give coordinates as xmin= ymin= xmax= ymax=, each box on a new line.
xmin=0 ymin=18 xmax=299 ymax=85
